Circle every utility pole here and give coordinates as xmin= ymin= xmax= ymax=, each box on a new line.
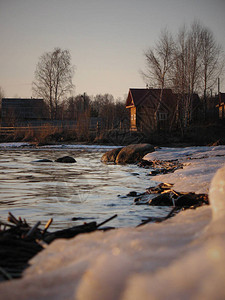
xmin=81 ymin=92 xmax=86 ymax=112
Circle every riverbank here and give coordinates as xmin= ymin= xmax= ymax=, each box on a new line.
xmin=1 ymin=122 xmax=225 ymax=147
xmin=0 ymin=145 xmax=224 ymax=299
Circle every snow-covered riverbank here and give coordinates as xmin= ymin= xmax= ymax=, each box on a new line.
xmin=0 ymin=146 xmax=225 ymax=299
xmin=144 ymin=145 xmax=225 ymax=194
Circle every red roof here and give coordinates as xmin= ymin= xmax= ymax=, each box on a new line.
xmin=126 ymin=88 xmax=176 ymax=112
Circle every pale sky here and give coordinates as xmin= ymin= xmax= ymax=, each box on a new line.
xmin=0 ymin=0 xmax=225 ymax=100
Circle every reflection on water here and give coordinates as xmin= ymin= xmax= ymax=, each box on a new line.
xmin=0 ymin=146 xmax=171 ymax=230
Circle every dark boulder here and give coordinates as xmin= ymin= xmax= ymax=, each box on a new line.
xmin=55 ymin=156 xmax=76 ymax=163
xmin=148 ymin=194 xmax=173 ymax=206
xmin=148 ymin=192 xmax=209 ymax=207
xmin=115 ymin=143 xmax=155 ymax=164
xmin=127 ymin=191 xmax=138 ymax=197
xmin=101 ymin=147 xmax=122 ymax=163
xmin=137 ymin=159 xmax=154 ymax=168
xmin=175 ymin=193 xmax=209 ymax=207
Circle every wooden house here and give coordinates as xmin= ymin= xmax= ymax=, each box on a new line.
xmin=217 ymin=92 xmax=225 ymax=119
xmin=1 ymin=98 xmax=45 ymax=126
xmin=125 ymin=88 xmax=177 ymax=131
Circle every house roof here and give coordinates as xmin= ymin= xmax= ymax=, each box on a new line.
xmin=219 ymin=93 xmax=225 ymax=105
xmin=126 ymin=88 xmax=176 ymax=112
xmin=2 ymin=98 xmax=43 ymax=104
xmin=1 ymin=98 xmax=45 ymax=120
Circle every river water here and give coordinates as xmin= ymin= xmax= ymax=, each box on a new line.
xmin=0 ymin=143 xmax=171 ymax=230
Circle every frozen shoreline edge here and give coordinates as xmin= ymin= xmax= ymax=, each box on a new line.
xmin=0 ymin=145 xmax=225 ymax=299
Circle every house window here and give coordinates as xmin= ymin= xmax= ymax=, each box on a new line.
xmin=219 ymin=106 xmax=224 ymax=119
xmin=131 ymin=114 xmax=136 ymax=121
xmin=158 ymin=113 xmax=168 ymax=120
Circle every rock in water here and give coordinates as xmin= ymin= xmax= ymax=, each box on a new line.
xmin=127 ymin=191 xmax=138 ymax=197
xmin=115 ymin=144 xmax=155 ymax=164
xmin=33 ymin=159 xmax=53 ymax=163
xmin=101 ymin=147 xmax=122 ymax=163
xmin=148 ymin=194 xmax=173 ymax=206
xmin=55 ymin=156 xmax=76 ymax=163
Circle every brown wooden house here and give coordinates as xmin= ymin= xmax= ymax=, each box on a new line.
xmin=217 ymin=92 xmax=225 ymax=119
xmin=125 ymin=88 xmax=177 ymax=131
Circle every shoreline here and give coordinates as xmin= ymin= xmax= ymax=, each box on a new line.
xmin=0 ymin=144 xmax=224 ymax=299
xmin=1 ymin=120 xmax=225 ymax=149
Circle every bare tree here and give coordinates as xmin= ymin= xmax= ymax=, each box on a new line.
xmin=170 ymin=26 xmax=187 ymax=93
xmin=183 ymin=22 xmax=203 ymax=126
xmin=201 ymin=27 xmax=224 ymax=94
xmin=33 ymin=48 xmax=75 ymax=119
xmin=142 ymin=21 xmax=225 ymax=130
xmin=143 ymin=30 xmax=174 ymax=89
xmin=187 ymin=22 xmax=203 ymax=94
xmin=92 ymin=94 xmax=115 ymax=130
xmin=173 ymin=22 xmax=224 ymax=125
xmin=66 ymin=94 xmax=91 ymax=120
xmin=172 ymin=22 xmax=203 ymax=127
xmin=142 ymin=29 xmax=174 ymax=128
xmin=168 ymin=26 xmax=188 ymax=130
xmin=200 ymin=26 xmax=225 ymax=117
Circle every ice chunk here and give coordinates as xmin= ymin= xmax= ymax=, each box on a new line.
xmin=209 ymin=165 xmax=225 ymax=220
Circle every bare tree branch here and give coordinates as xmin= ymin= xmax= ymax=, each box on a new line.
xmin=32 ymin=48 xmax=75 ymax=119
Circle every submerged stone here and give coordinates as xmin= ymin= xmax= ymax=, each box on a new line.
xmin=127 ymin=191 xmax=138 ymax=197
xmin=33 ymin=159 xmax=53 ymax=163
xmin=55 ymin=156 xmax=76 ymax=163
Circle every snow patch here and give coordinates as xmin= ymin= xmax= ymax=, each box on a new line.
xmin=209 ymin=166 xmax=225 ymax=220
xmin=144 ymin=145 xmax=225 ymax=193
xmin=0 ymin=142 xmax=31 ymax=148
xmin=40 ymin=144 xmax=121 ymax=151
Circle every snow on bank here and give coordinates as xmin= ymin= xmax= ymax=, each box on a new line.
xmin=0 ymin=142 xmax=121 ymax=152
xmin=0 ymin=146 xmax=225 ymax=299
xmin=40 ymin=144 xmax=121 ymax=151
xmin=0 ymin=207 xmax=214 ymax=300
xmin=144 ymin=145 xmax=225 ymax=193
xmin=0 ymin=142 xmax=31 ymax=149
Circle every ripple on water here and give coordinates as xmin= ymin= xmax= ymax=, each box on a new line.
xmin=0 ymin=148 xmax=168 ymax=229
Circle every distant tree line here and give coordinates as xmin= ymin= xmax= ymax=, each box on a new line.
xmin=59 ymin=93 xmax=128 ymax=131
xmin=142 ymin=21 xmax=225 ymax=129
